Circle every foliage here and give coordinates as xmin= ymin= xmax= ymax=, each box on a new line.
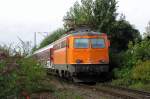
xmin=106 ymin=14 xmax=140 ymax=70
xmin=64 ymin=0 xmax=117 ymax=31
xmin=132 ymin=61 xmax=150 ymax=82
xmin=111 ymin=37 xmax=149 ymax=71
xmin=110 ymin=19 xmax=141 ymax=52
xmin=117 ymin=38 xmax=150 ymax=73
xmin=0 ymin=57 xmax=54 ymax=98
xmin=38 ymin=28 xmax=65 ymax=49
xmin=112 ymin=60 xmax=150 ymax=91
xmin=124 ymin=38 xmax=150 ymax=67
xmin=112 ymin=38 xmax=150 ymax=91
xmin=129 ymin=82 xmax=150 ymax=91
xmin=94 ymin=0 xmax=117 ymax=32
xmin=0 ymin=45 xmax=54 ymax=98
xmin=109 ymin=51 xmax=124 ymax=69
xmin=16 ymin=58 xmax=53 ymax=94
xmin=0 ymin=69 xmax=18 ymax=98
xmin=64 ymin=0 xmax=94 ymax=29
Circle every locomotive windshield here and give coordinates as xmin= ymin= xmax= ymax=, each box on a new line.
xmin=74 ymin=38 xmax=105 ymax=48
xmin=91 ymin=38 xmax=105 ymax=48
xmin=74 ymin=38 xmax=89 ymax=48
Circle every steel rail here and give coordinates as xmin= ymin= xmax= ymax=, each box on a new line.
xmin=75 ymin=83 xmax=150 ymax=99
xmin=102 ymin=84 xmax=150 ymax=99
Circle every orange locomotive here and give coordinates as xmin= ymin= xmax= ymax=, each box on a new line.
xmin=34 ymin=29 xmax=110 ymax=82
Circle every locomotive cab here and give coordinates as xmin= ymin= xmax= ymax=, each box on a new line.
xmin=66 ymin=32 xmax=110 ymax=80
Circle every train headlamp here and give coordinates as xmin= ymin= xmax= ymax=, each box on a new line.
xmin=76 ymin=59 xmax=83 ymax=63
xmin=99 ymin=59 xmax=105 ymax=63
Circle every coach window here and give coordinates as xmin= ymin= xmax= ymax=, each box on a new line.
xmin=58 ymin=43 xmax=61 ymax=49
xmin=61 ymin=41 xmax=66 ymax=48
xmin=74 ymin=38 xmax=89 ymax=48
xmin=54 ymin=45 xmax=57 ymax=49
xmin=53 ymin=45 xmax=56 ymax=49
xmin=64 ymin=41 xmax=67 ymax=47
xmin=54 ymin=44 xmax=59 ymax=49
xmin=91 ymin=38 xmax=105 ymax=48
xmin=61 ymin=42 xmax=63 ymax=48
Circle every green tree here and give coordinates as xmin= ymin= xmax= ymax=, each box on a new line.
xmin=110 ymin=19 xmax=141 ymax=52
xmin=38 ymin=28 xmax=65 ymax=49
xmin=94 ymin=0 xmax=117 ymax=32
xmin=64 ymin=0 xmax=94 ymax=29
xmin=64 ymin=0 xmax=117 ymax=31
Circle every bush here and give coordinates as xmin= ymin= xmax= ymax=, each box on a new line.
xmin=0 ymin=57 xmax=54 ymax=98
xmin=112 ymin=39 xmax=150 ymax=91
xmin=16 ymin=58 xmax=52 ymax=94
xmin=116 ymin=39 xmax=150 ymax=73
xmin=0 ymin=45 xmax=54 ymax=98
xmin=129 ymin=82 xmax=150 ymax=91
xmin=112 ymin=67 xmax=133 ymax=86
xmin=132 ymin=61 xmax=150 ymax=83
xmin=109 ymin=51 xmax=126 ymax=71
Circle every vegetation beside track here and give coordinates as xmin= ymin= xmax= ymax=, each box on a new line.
xmin=0 ymin=45 xmax=54 ymax=98
xmin=112 ymin=37 xmax=150 ymax=91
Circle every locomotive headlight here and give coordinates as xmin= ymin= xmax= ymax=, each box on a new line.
xmin=99 ymin=59 xmax=105 ymax=63
xmin=76 ymin=59 xmax=83 ymax=63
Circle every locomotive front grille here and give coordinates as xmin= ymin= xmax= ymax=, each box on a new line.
xmin=74 ymin=64 xmax=109 ymax=74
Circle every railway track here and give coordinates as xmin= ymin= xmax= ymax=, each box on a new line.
xmin=34 ymin=76 xmax=150 ymax=99
xmin=75 ymin=83 xmax=150 ymax=99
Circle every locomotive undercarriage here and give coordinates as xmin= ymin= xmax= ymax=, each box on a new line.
xmin=73 ymin=64 xmax=109 ymax=82
xmin=48 ymin=64 xmax=109 ymax=82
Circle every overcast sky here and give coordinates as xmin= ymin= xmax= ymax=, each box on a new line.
xmin=0 ymin=0 xmax=150 ymax=46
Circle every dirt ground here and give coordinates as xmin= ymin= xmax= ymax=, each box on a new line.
xmin=31 ymin=77 xmax=118 ymax=99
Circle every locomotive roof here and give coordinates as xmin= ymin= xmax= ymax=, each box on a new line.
xmin=70 ymin=31 xmax=103 ymax=36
